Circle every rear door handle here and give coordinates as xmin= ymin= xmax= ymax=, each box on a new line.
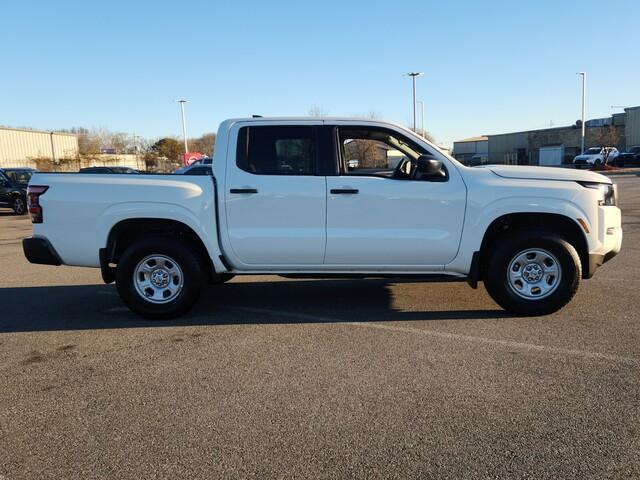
xmin=230 ymin=188 xmax=258 ymax=194
xmin=330 ymin=189 xmax=359 ymax=194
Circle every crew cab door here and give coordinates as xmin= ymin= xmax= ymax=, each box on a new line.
xmin=324 ymin=124 xmax=466 ymax=267
xmin=223 ymin=122 xmax=327 ymax=266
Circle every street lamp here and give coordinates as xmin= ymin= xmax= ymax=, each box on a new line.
xmin=133 ymin=133 xmax=142 ymax=169
xmin=177 ymin=99 xmax=189 ymax=153
xmin=577 ymin=72 xmax=586 ymax=154
xmin=416 ymin=100 xmax=425 ymax=137
xmin=405 ymin=72 xmax=424 ymax=133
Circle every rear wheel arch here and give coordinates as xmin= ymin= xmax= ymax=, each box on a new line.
xmin=478 ymin=213 xmax=589 ymax=280
xmin=104 ymin=218 xmax=214 ymax=281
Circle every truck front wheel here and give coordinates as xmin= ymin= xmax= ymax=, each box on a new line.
xmin=116 ymin=237 xmax=205 ymax=319
xmin=484 ymin=231 xmax=581 ymax=316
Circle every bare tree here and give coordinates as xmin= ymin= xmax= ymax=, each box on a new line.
xmin=109 ymin=132 xmax=131 ymax=154
xmin=406 ymin=123 xmax=435 ymax=143
xmin=308 ymin=105 xmax=329 ymax=117
xmin=188 ymin=132 xmax=216 ymax=156
xmin=594 ymin=125 xmax=621 ymax=148
xmin=344 ymin=139 xmax=385 ymax=168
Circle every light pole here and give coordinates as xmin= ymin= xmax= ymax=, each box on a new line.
xmin=177 ymin=99 xmax=189 ymax=153
xmin=416 ymin=100 xmax=425 ymax=137
xmin=133 ymin=133 xmax=141 ymax=169
xmin=405 ymin=72 xmax=424 ymax=133
xmin=577 ymin=72 xmax=586 ymax=154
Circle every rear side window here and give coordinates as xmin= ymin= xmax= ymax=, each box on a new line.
xmin=237 ymin=126 xmax=315 ymax=175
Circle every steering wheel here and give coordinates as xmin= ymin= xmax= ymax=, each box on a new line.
xmin=393 ymin=158 xmax=413 ymax=179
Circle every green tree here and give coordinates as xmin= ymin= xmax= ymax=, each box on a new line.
xmin=151 ymin=137 xmax=183 ymax=161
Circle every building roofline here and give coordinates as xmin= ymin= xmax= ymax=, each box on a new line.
xmin=453 ymin=136 xmax=488 ymax=143
xmin=0 ymin=126 xmax=78 ymax=137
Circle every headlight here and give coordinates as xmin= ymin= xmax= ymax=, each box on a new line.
xmin=578 ymin=181 xmax=617 ymax=206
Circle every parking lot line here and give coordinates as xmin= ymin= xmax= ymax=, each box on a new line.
xmin=223 ymin=305 xmax=640 ymax=367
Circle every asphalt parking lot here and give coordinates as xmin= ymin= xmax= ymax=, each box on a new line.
xmin=1 ymin=176 xmax=639 ymax=479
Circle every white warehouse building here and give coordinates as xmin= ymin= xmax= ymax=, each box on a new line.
xmin=0 ymin=126 xmax=79 ymax=168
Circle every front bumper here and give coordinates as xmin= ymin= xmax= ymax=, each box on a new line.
xmin=586 ymin=250 xmax=619 ymax=278
xmin=22 ymin=237 xmax=62 ymax=266
xmin=584 ymin=207 xmax=622 ymax=278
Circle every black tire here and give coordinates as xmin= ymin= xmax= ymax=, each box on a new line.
xmin=593 ymin=159 xmax=602 ymax=168
xmin=484 ymin=230 xmax=581 ymax=316
xmin=115 ymin=237 xmax=205 ymax=319
xmin=12 ymin=196 xmax=27 ymax=215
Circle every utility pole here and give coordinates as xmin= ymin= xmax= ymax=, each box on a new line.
xmin=417 ymin=100 xmax=425 ymax=137
xmin=577 ymin=72 xmax=586 ymax=154
xmin=133 ymin=133 xmax=141 ymax=170
xmin=177 ymin=99 xmax=189 ymax=153
xmin=49 ymin=132 xmax=56 ymax=163
xmin=405 ymin=72 xmax=424 ymax=133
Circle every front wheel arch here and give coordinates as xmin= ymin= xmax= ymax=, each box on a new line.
xmin=478 ymin=213 xmax=589 ymax=280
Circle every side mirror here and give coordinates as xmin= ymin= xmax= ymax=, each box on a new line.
xmin=416 ymin=156 xmax=445 ymax=179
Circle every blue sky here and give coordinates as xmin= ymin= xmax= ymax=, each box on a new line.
xmin=2 ymin=0 xmax=639 ymax=146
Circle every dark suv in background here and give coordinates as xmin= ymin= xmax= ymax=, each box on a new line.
xmin=614 ymin=146 xmax=640 ymax=167
xmin=0 ymin=168 xmax=36 ymax=215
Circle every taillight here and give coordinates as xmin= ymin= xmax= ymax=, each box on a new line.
xmin=27 ymin=185 xmax=49 ymax=223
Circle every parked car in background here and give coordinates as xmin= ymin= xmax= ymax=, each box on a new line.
xmin=573 ymin=147 xmax=619 ymax=168
xmin=79 ymin=166 xmax=139 ymax=174
xmin=182 ymin=157 xmax=213 ymax=169
xmin=173 ymin=164 xmax=212 ymax=175
xmin=613 ymin=146 xmax=640 ymax=167
xmin=0 ymin=168 xmax=36 ymax=214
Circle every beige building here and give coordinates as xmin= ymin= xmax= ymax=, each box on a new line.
xmin=456 ymin=105 xmax=640 ymax=166
xmin=452 ymin=136 xmax=488 ymax=165
xmin=0 ymin=127 xmax=79 ymax=168
xmin=626 ymin=106 xmax=640 ymax=147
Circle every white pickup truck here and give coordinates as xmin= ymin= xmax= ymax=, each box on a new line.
xmin=23 ymin=118 xmax=622 ymax=319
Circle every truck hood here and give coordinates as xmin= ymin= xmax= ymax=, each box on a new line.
xmin=480 ymin=164 xmax=611 ymax=184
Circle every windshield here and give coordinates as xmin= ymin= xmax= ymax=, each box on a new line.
xmin=584 ymin=148 xmax=602 ymax=155
xmin=5 ymin=170 xmax=34 ymax=184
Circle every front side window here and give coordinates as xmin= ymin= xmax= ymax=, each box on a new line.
xmin=337 ymin=127 xmax=437 ymax=180
xmin=237 ymin=126 xmax=315 ymax=175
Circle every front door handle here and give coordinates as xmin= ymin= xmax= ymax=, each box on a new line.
xmin=230 ymin=188 xmax=258 ymax=194
xmin=330 ymin=188 xmax=359 ymax=194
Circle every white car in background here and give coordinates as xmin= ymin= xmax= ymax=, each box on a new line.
xmin=573 ymin=147 xmax=619 ymax=168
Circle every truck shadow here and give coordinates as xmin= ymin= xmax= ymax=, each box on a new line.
xmin=0 ymin=279 xmax=508 ymax=333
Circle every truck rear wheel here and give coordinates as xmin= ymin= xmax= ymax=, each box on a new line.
xmin=116 ymin=237 xmax=205 ymax=319
xmin=484 ymin=230 xmax=581 ymax=316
